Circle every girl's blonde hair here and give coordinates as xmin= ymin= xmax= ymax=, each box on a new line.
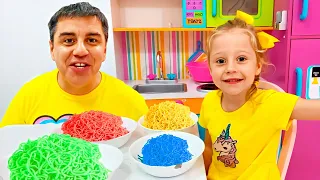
xmin=207 ymin=18 xmax=270 ymax=99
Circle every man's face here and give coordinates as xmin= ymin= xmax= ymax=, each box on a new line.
xmin=50 ymin=16 xmax=107 ymax=89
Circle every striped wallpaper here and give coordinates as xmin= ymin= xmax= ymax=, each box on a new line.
xmin=121 ymin=31 xmax=210 ymax=80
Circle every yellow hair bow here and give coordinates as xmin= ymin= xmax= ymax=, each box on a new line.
xmin=235 ymin=11 xmax=279 ymax=49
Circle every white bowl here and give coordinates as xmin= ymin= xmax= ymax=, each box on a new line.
xmin=0 ymin=125 xmax=123 ymax=180
xmin=93 ymin=117 xmax=137 ymax=148
xmin=129 ymin=131 xmax=205 ymax=178
xmin=57 ymin=116 xmax=137 ymax=148
xmin=138 ymin=112 xmax=198 ymax=135
xmin=97 ymin=144 xmax=124 ymax=179
xmin=0 ymin=144 xmax=122 ymax=180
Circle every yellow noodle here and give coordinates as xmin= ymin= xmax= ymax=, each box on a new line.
xmin=143 ymin=101 xmax=194 ymax=130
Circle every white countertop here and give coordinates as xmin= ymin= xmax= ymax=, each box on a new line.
xmin=124 ymin=79 xmax=208 ymax=100
xmin=112 ymin=125 xmax=207 ymax=180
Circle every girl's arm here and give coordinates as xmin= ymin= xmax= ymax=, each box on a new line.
xmin=291 ymin=98 xmax=320 ymax=120
xmin=203 ymin=129 xmax=213 ymax=174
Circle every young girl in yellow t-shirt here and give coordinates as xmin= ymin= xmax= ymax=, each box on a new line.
xmin=199 ymin=11 xmax=320 ymax=180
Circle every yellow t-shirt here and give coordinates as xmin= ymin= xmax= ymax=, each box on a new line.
xmin=0 ymin=69 xmax=148 ymax=127
xmin=199 ymin=89 xmax=299 ymax=180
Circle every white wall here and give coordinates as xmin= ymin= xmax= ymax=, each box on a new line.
xmin=0 ymin=0 xmax=116 ymax=119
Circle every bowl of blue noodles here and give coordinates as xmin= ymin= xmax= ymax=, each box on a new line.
xmin=128 ymin=131 xmax=205 ymax=177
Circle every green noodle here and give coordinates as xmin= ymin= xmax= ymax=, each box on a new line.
xmin=8 ymin=133 xmax=111 ymax=180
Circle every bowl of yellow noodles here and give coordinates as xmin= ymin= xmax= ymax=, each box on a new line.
xmin=138 ymin=101 xmax=198 ymax=134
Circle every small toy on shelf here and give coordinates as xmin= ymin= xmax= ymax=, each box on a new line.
xmin=167 ymin=73 xmax=176 ymax=80
xmin=147 ymin=74 xmax=157 ymax=80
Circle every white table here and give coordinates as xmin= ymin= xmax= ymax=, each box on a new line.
xmin=0 ymin=125 xmax=207 ymax=180
xmin=112 ymin=126 xmax=207 ymax=180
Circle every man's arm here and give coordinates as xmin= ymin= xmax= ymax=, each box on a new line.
xmin=126 ymin=90 xmax=149 ymax=121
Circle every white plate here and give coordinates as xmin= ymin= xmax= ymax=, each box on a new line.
xmin=0 ymin=124 xmax=123 ymax=180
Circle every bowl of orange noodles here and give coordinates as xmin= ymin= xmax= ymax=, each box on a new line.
xmin=61 ymin=110 xmax=137 ymax=148
xmin=138 ymin=101 xmax=198 ymax=134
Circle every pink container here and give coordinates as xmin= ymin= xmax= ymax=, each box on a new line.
xmin=186 ymin=61 xmax=212 ymax=82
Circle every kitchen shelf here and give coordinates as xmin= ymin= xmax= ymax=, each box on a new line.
xmin=113 ymin=27 xmax=274 ymax=32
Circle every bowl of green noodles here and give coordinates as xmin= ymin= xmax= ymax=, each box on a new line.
xmin=0 ymin=133 xmax=123 ymax=180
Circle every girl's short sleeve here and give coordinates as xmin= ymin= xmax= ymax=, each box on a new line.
xmin=264 ymin=91 xmax=299 ymax=131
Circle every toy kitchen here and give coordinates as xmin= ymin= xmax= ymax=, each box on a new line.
xmin=109 ymin=0 xmax=320 ymax=179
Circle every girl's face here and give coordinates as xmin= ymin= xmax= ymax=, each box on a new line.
xmin=209 ymin=28 xmax=262 ymax=97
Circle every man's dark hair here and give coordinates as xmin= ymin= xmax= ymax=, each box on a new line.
xmin=48 ymin=2 xmax=108 ymax=43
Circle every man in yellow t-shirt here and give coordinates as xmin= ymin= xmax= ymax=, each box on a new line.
xmin=0 ymin=2 xmax=148 ymax=127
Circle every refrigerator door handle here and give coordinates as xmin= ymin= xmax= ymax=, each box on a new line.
xmin=296 ymin=67 xmax=303 ymax=97
xmin=300 ymin=0 xmax=309 ymax=20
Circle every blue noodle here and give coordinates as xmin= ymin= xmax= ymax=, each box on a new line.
xmin=139 ymin=134 xmax=193 ymax=166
